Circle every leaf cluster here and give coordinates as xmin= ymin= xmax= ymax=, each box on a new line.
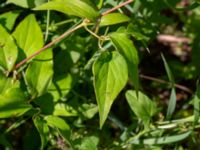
xmin=1 ymin=0 xmax=200 ymax=149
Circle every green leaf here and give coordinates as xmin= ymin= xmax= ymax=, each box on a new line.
xmin=193 ymin=84 xmax=200 ymax=125
xmin=100 ymin=13 xmax=130 ymax=26
xmin=34 ymin=93 xmax=54 ymax=114
xmin=48 ymin=74 xmax=73 ymax=101
xmin=166 ymin=88 xmax=176 ymax=120
xmin=127 ymin=24 xmax=149 ymax=41
xmin=0 ymin=11 xmax=20 ymax=31
xmin=78 ymin=103 xmax=98 ymax=119
xmin=5 ymin=117 xmax=28 ymax=133
xmin=0 ymin=25 xmax=18 ymax=71
xmin=128 ymin=131 xmax=192 ymax=145
xmin=25 ymin=49 xmax=53 ymax=97
xmin=13 ymin=14 xmax=43 ymax=59
xmin=34 ymin=0 xmax=99 ymax=21
xmin=33 ymin=116 xmax=49 ymax=150
xmin=125 ymin=90 xmax=157 ymax=126
xmin=0 ymin=88 xmax=31 ymax=118
xmin=45 ymin=115 xmax=71 ymax=141
xmin=7 ymin=0 xmax=47 ymax=8
xmin=53 ymin=103 xmax=78 ymax=117
xmin=161 ymin=53 xmax=174 ymax=83
xmin=93 ymin=51 xmax=128 ymax=128
xmin=0 ymin=73 xmax=15 ymax=94
xmin=161 ymin=54 xmax=176 ymax=120
xmin=80 ymin=136 xmax=99 ymax=150
xmin=110 ymin=32 xmax=139 ymax=92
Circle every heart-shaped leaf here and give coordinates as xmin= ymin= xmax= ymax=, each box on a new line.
xmin=110 ymin=32 xmax=139 ymax=92
xmin=93 ymin=51 xmax=128 ymax=128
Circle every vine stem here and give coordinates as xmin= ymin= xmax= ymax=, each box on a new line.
xmin=14 ymin=20 xmax=87 ymax=70
xmin=140 ymin=74 xmax=194 ymax=94
xmin=14 ymin=0 xmax=134 ymax=70
xmin=102 ymin=0 xmax=134 ymax=16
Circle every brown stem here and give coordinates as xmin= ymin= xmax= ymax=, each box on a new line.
xmin=14 ymin=0 xmax=134 ymax=70
xmin=102 ymin=0 xmax=134 ymax=16
xmin=140 ymin=74 xmax=194 ymax=94
xmin=157 ymin=34 xmax=190 ymax=43
xmin=14 ymin=21 xmax=86 ymax=70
